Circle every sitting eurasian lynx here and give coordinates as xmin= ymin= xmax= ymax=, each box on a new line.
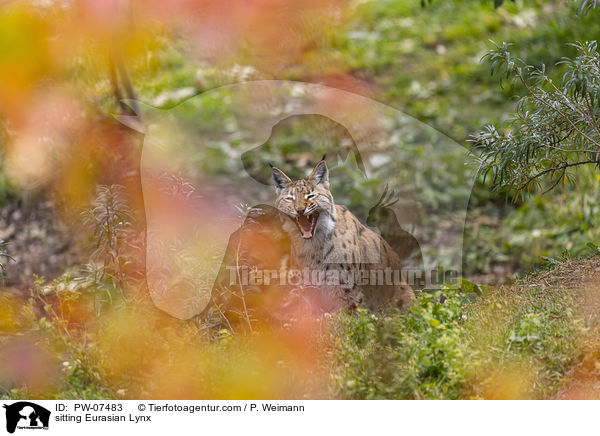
xmin=271 ymin=158 xmax=414 ymax=310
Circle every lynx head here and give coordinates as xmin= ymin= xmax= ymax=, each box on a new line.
xmin=271 ymin=158 xmax=336 ymax=239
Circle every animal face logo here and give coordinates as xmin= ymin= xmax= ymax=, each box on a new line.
xmin=2 ymin=402 xmax=50 ymax=434
xmin=125 ymin=80 xmax=472 ymax=319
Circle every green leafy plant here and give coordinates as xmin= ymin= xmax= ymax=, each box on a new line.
xmin=578 ymin=0 xmax=600 ymax=15
xmin=508 ymin=313 xmax=542 ymax=350
xmin=331 ymin=286 xmax=474 ymax=399
xmin=472 ymin=40 xmax=600 ymax=194
xmin=72 ymin=263 xmax=125 ymax=315
xmin=81 ymin=184 xmax=134 ymax=290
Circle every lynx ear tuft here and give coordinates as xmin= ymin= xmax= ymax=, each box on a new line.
xmin=310 ymin=160 xmax=329 ymax=189
xmin=321 ymin=153 xmax=327 ymax=161
xmin=268 ymin=162 xmax=274 ymax=168
xmin=271 ymin=166 xmax=292 ymax=193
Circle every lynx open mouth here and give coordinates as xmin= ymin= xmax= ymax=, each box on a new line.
xmin=295 ymin=211 xmax=319 ymax=239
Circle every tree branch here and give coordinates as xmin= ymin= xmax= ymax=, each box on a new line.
xmin=521 ymin=159 xmax=597 ymax=190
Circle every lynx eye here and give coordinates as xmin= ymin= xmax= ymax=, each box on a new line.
xmin=284 ymin=195 xmax=295 ymax=201
xmin=305 ymin=193 xmax=317 ymax=200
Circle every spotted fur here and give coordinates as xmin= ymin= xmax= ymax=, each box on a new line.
xmin=271 ymin=159 xmax=414 ymax=310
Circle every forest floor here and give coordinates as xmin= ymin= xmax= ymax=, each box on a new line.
xmin=1 ymin=253 xmax=599 ymax=400
xmin=0 ymin=199 xmax=83 ymax=288
xmin=331 ymin=256 xmax=600 ymax=399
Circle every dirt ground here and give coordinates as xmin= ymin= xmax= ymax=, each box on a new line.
xmin=0 ymin=199 xmax=84 ymax=289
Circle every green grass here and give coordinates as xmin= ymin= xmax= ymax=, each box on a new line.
xmin=331 ymin=290 xmax=472 ymax=399
xmin=330 ymin=257 xmax=600 ymax=399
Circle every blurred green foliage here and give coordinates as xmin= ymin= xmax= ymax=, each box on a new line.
xmin=465 ymin=169 xmax=600 ymax=275
xmin=0 ymin=0 xmax=595 ymax=276
xmin=125 ymin=0 xmax=600 ymax=276
xmin=338 ymin=0 xmax=600 ymax=140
